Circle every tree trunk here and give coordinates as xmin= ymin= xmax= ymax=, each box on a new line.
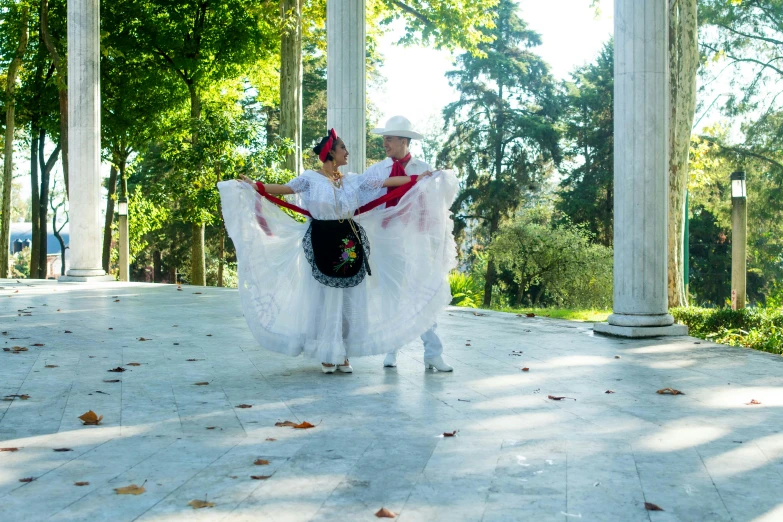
xmin=188 ymin=83 xmax=207 ymax=286
xmin=102 ymin=165 xmax=119 ymax=272
xmin=482 ymin=215 xmax=500 ymax=307
xmin=217 ymin=227 xmax=225 ymax=287
xmin=41 ymin=0 xmax=68 ymax=196
xmin=30 ymin=128 xmax=40 ymax=278
xmin=191 ymin=223 xmax=206 ymax=286
xmin=153 ymin=250 xmax=163 ymax=283
xmin=667 ymin=0 xmax=698 ymax=308
xmin=0 ymin=7 xmax=30 ymax=278
xmin=280 ymin=0 xmax=303 ymax=174
xmin=38 ymin=133 xmax=60 ymax=277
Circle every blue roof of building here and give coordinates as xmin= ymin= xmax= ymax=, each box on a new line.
xmin=10 ymin=222 xmax=69 ymax=255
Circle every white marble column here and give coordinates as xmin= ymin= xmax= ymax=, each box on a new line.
xmin=62 ymin=0 xmax=111 ymax=281
xmin=327 ymin=0 xmax=366 ymax=174
xmin=594 ymin=0 xmax=687 ymax=337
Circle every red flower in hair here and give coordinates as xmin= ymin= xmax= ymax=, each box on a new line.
xmin=319 ymin=128 xmax=339 ymax=162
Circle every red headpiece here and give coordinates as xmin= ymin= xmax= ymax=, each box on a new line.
xmin=319 ymin=128 xmax=339 ymax=162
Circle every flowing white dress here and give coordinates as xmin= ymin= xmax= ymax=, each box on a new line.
xmin=218 ymin=169 xmax=458 ymax=365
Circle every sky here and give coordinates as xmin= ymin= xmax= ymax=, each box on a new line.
xmin=369 ymin=0 xmax=615 ymax=135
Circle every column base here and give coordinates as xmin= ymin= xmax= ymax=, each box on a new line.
xmin=59 ymin=273 xmax=115 ymax=283
xmin=594 ymin=322 xmax=688 ymax=338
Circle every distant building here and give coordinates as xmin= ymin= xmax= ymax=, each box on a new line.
xmin=9 ymin=222 xmax=70 ymax=278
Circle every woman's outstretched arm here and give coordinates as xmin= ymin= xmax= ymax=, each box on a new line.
xmin=240 ymin=175 xmax=294 ymax=195
xmin=381 ymin=171 xmax=433 ymax=188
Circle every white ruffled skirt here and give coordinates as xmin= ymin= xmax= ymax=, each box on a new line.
xmin=218 ymin=172 xmax=458 ymax=364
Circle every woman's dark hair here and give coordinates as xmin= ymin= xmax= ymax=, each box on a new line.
xmin=312 ymin=134 xmax=342 ymax=161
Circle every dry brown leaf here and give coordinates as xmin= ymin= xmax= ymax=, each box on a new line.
xmin=253 ymin=459 xmax=270 ymax=465
xmin=293 ymin=421 xmax=316 ymax=429
xmin=78 ymin=410 xmax=103 ymax=425
xmin=265 ymin=438 xmax=277 ymax=442
xmin=522 ymin=367 xmax=530 ymax=372
xmin=53 ymin=448 xmax=72 ymax=452
xmin=375 ymin=507 xmax=397 ymax=518
xmin=465 ymin=343 xmax=471 ymax=346
xmin=74 ymin=481 xmax=90 ymax=486
xmin=614 ymin=355 xmax=621 ymax=359
xmin=746 ymin=399 xmax=761 ymax=405
xmin=32 ymin=343 xmax=44 ymax=347
xmin=547 ymin=395 xmax=576 ymax=401
xmin=186 ymin=359 xmax=200 ymax=361
xmin=443 ymin=431 xmax=457 ymax=437
xmin=193 ymin=292 xmax=202 ymax=295
xmin=250 ymin=475 xmax=271 ymax=480
xmin=64 ymin=330 xmax=72 ymax=333
xmin=275 ymin=421 xmax=296 ymax=427
xmin=526 ymin=313 xmax=536 ymax=317
xmin=194 ymin=382 xmax=209 ymax=386
xmin=138 ymin=337 xmax=150 ymax=341
xmin=1 ymin=447 xmax=20 ymax=452
xmin=473 ymin=312 xmax=486 ymax=316
xmin=4 ymin=394 xmax=31 ymax=400
xmin=236 ymin=404 xmax=253 ymax=409
xmin=656 ymin=388 xmax=684 ymax=395
xmin=19 ymin=477 xmax=35 ymax=483
xmin=644 ymin=502 xmax=664 ymax=511
xmin=12 ymin=346 xmax=28 ymax=352
xmin=103 ymin=379 xmax=120 ymax=383
xmin=188 ymin=499 xmax=215 ymax=509
xmin=45 ymin=365 xmax=58 ymax=368
xmin=206 ymin=427 xmax=217 ymax=430
xmin=127 ymin=363 xmax=141 ymax=367
xmin=206 ymin=334 xmax=212 ymax=337
xmin=605 ymin=390 xmax=615 ymax=394
xmin=114 ymin=483 xmax=145 ymax=495
xmin=114 ymin=300 xmax=120 ymax=302
xmin=108 ymin=367 xmax=126 ymax=373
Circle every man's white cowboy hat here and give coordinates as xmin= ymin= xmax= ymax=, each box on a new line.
xmin=371 ymin=115 xmax=424 ymax=140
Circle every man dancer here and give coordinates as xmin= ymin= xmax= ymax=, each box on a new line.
xmin=364 ymin=115 xmax=454 ymax=372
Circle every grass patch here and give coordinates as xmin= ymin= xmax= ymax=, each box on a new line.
xmin=672 ymin=307 xmax=783 ymax=355
xmin=495 ymin=307 xmax=611 ymax=322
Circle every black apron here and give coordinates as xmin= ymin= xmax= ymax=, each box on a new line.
xmin=303 ymin=219 xmax=371 ymax=288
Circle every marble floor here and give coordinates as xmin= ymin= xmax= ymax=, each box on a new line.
xmin=1 ymin=279 xmax=782 ymax=521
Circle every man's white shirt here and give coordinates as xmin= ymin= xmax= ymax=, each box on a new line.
xmin=362 ymin=157 xmax=433 ymax=202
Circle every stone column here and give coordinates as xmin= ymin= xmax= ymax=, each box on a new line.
xmin=61 ymin=0 xmax=112 ymax=282
xmin=594 ymin=0 xmax=687 ymax=337
xmin=327 ymin=0 xmax=366 ymax=174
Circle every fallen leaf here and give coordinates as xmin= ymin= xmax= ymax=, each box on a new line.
xmin=526 ymin=313 xmax=536 ymax=317
xmin=250 ymin=475 xmax=271 ymax=480
xmin=64 ymin=330 xmax=72 ymax=333
xmin=746 ymin=399 xmax=761 ymax=405
xmin=656 ymin=388 xmax=684 ymax=395
xmin=103 ymin=379 xmax=120 ymax=383
xmin=108 ymin=327 xmax=113 ymax=330
xmin=253 ymin=459 xmax=269 ymax=465
xmin=186 ymin=358 xmax=200 ymax=361
xmin=236 ymin=404 xmax=253 ymax=409
xmin=4 ymin=394 xmax=31 ymax=400
xmin=114 ymin=299 xmax=120 ymax=302
xmin=173 ymin=343 xmax=180 ymax=346
xmin=206 ymin=334 xmax=212 ymax=337
xmin=74 ymin=481 xmax=90 ymax=486
xmin=45 ymin=365 xmax=58 ymax=368
xmin=32 ymin=343 xmax=44 ymax=347
xmin=188 ymin=499 xmax=215 ymax=509
xmin=293 ymin=421 xmax=316 ymax=429
xmin=1 ymin=447 xmax=20 ymax=452
xmin=53 ymin=448 xmax=72 ymax=452
xmin=443 ymin=431 xmax=457 ymax=437
xmin=614 ymin=355 xmax=621 ymax=359
xmin=193 ymin=292 xmax=202 ymax=295
xmin=644 ymin=502 xmax=664 ymax=511
xmin=265 ymin=438 xmax=277 ymax=441
xmin=78 ymin=410 xmax=103 ymax=425
xmin=138 ymin=337 xmax=150 ymax=341
xmin=275 ymin=421 xmax=296 ymax=427
xmin=522 ymin=367 xmax=530 ymax=372
xmin=465 ymin=343 xmax=471 ymax=346
xmin=95 ymin=391 xmax=109 ymax=395
xmin=375 ymin=507 xmax=397 ymax=518
xmin=194 ymin=382 xmax=209 ymax=386
xmin=108 ymin=367 xmax=126 ymax=373
xmin=547 ymin=395 xmax=576 ymax=401
xmin=12 ymin=346 xmax=28 ymax=352
xmin=19 ymin=477 xmax=35 ymax=483
xmin=114 ymin=483 xmax=145 ymax=495
xmin=457 ymin=399 xmax=471 ymax=402
xmin=206 ymin=427 xmax=217 ymax=430
xmin=127 ymin=363 xmax=141 ymax=367
xmin=473 ymin=312 xmax=486 ymax=316
xmin=605 ymin=390 xmax=615 ymax=394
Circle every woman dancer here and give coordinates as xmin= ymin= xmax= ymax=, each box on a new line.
xmin=218 ymin=129 xmax=457 ymax=372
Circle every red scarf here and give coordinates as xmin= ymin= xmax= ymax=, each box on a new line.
xmin=385 ymin=153 xmax=411 ymax=208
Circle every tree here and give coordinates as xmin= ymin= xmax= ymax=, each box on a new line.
xmin=556 ymin=40 xmax=613 ymax=247
xmin=668 ymin=0 xmax=699 ymax=308
xmin=112 ymin=0 xmax=278 ymax=285
xmin=439 ymin=0 xmax=561 ymax=307
xmin=40 ymin=0 xmax=68 ymax=194
xmin=280 ymin=0 xmax=302 ymax=174
xmin=1 ymin=2 xmax=29 ymax=278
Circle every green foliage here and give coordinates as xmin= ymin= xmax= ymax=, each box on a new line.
xmin=120 ymin=186 xmax=169 ymax=264
xmin=449 ymin=271 xmax=482 ymax=307
xmin=672 ymin=306 xmax=783 ymax=355
xmin=11 ymin=248 xmax=30 ymax=278
xmin=556 ymin=40 xmax=613 ymax=247
xmin=490 ymin=215 xmax=613 ymax=309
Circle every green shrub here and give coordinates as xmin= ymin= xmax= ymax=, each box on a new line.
xmin=672 ymin=307 xmax=783 ymax=354
xmin=449 ymin=271 xmax=482 ymax=308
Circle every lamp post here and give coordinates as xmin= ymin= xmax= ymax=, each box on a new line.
xmin=730 ymin=171 xmax=747 ymax=310
xmin=118 ymin=197 xmax=129 ymax=282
